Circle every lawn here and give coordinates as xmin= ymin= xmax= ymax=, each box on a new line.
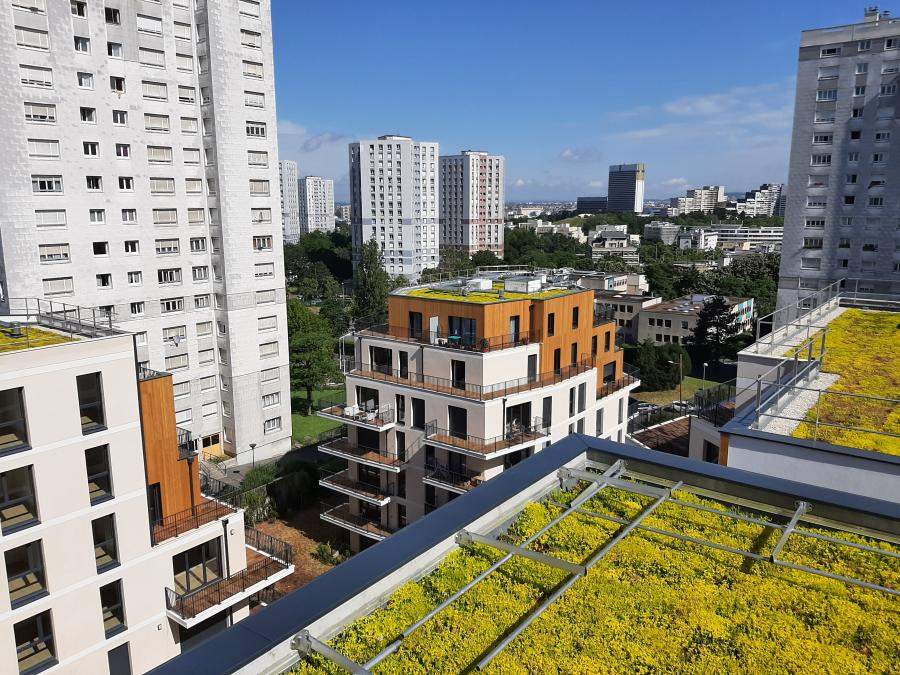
xmin=632 ymin=376 xmax=718 ymax=406
xmin=291 ymin=386 xmax=345 ymax=446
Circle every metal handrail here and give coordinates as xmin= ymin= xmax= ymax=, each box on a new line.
xmin=319 ymin=402 xmax=396 ymax=426
xmin=598 ymin=372 xmax=639 ymax=398
xmin=424 ymin=460 xmax=483 ymax=490
xmin=244 ymin=526 xmax=294 ymax=565
xmin=424 ymin=418 xmax=547 ymax=455
xmin=150 ymin=498 xmax=235 ymax=545
xmin=320 ymin=501 xmax=397 ymax=535
xmin=357 ymin=323 xmax=542 ymax=352
xmin=318 ymin=433 xmax=406 ymax=467
xmin=319 ymin=467 xmax=391 ymax=499
xmin=137 ymin=366 xmax=169 ymax=381
xmin=177 ymin=427 xmax=197 ymax=460
xmin=5 ymin=297 xmax=121 ymax=337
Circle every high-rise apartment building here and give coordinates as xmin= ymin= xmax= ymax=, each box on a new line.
xmin=669 ymin=185 xmax=726 ymax=215
xmin=778 ymin=7 xmax=900 ymax=306
xmin=439 ymin=150 xmax=505 ymax=256
xmin=349 ymin=135 xmax=440 ymax=279
xmin=314 ymin=270 xmax=639 ymax=551
xmin=0 ymin=0 xmax=291 ymax=461
xmin=731 ymin=183 xmax=783 ymax=217
xmin=607 ymin=163 xmax=645 ymax=213
xmin=298 ymin=175 xmax=335 ymax=234
xmin=279 ymin=159 xmax=300 ymax=244
xmin=0 ymin=301 xmax=292 ymax=674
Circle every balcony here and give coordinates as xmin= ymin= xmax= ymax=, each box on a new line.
xmin=597 ymin=370 xmax=640 ymax=398
xmin=357 ymin=323 xmax=541 ymax=353
xmin=317 ymin=403 xmax=396 ymax=431
xmin=349 ymin=357 xmax=597 ymax=402
xmin=150 ymin=497 xmax=236 ymax=546
xmin=317 ymin=433 xmax=404 ymax=472
xmin=423 ymin=460 xmax=483 ymax=494
xmin=319 ymin=501 xmax=397 ymax=541
xmin=177 ymin=426 xmax=197 ymax=461
xmin=319 ymin=467 xmax=392 ymax=506
xmin=593 ymin=305 xmax=617 ymax=327
xmin=424 ymin=419 xmax=549 ymax=459
xmin=166 ymin=529 xmax=293 ymax=627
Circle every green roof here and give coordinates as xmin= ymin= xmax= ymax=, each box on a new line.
xmin=401 ymin=281 xmax=576 ymax=304
xmin=294 ymin=481 xmax=898 ymax=674
xmin=0 ymin=325 xmax=73 ymax=354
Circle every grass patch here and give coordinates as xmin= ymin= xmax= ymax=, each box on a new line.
xmin=405 ymin=282 xmax=573 ymax=304
xmin=792 ymin=309 xmax=900 ymax=454
xmin=632 ymin=376 xmax=719 ymax=406
xmin=291 ymin=387 xmax=345 ymax=445
xmin=0 ymin=326 xmax=72 ymax=353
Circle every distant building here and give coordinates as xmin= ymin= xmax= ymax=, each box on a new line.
xmin=730 ymin=183 xmax=784 ymax=217
xmin=607 ymin=164 xmax=645 ymax=213
xmin=644 ymin=221 xmax=680 ymax=245
xmin=576 ymin=196 xmax=608 ymax=213
xmin=592 ymin=230 xmax=640 ymax=266
xmin=595 ymin=291 xmax=663 ymax=342
xmin=512 ymin=219 xmax=586 ymax=244
xmin=515 ymin=206 xmax=545 ymax=218
xmin=676 ymin=229 xmax=718 ymax=250
xmin=280 ymin=160 xmax=301 ymax=243
xmin=440 ymin=150 xmax=505 ymax=256
xmin=336 ymin=204 xmax=352 ymax=223
xmin=709 ymin=224 xmax=783 ymax=251
xmin=669 ymin=185 xmax=726 ymax=215
xmin=299 ymin=176 xmax=336 ymax=234
xmin=637 ymin=294 xmax=755 ymax=346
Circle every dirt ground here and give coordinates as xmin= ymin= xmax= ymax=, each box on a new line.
xmin=254 ymin=504 xmax=344 ymax=594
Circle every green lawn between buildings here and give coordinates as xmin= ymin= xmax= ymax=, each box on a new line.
xmin=631 ymin=376 xmax=719 ymax=406
xmin=291 ymin=386 xmax=345 ymax=446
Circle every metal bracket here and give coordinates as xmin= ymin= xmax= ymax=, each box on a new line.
xmin=771 ymin=501 xmax=810 ymax=562
xmin=457 ymin=530 xmax=586 ymax=575
xmin=291 ymin=630 xmax=371 ymax=674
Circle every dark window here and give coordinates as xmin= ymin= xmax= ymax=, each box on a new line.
xmin=591 ymin=335 xmax=597 ymax=356
xmin=398 ymin=352 xmax=408 ymax=378
xmin=1 ymin=466 xmax=39 ymax=533
xmin=397 ymin=503 xmax=407 ymax=527
xmin=602 ymin=361 xmax=617 ymax=384
xmin=547 ymin=313 xmax=555 ymax=336
xmin=85 ymin=445 xmax=113 ymax=504
xmin=604 ymin=331 xmax=611 ymax=352
xmin=107 ymin=643 xmax=132 ymax=675
xmin=396 ymin=469 xmax=406 ymax=499
xmin=448 ymin=406 xmax=467 ymax=438
xmin=578 ymin=383 xmax=586 ymax=413
xmin=408 ymin=311 xmax=422 ymax=339
xmin=570 ymin=342 xmax=578 ymax=366
xmin=92 ymin=514 xmax=119 ymax=572
xmin=15 ymin=610 xmax=56 ymax=675
xmin=569 ymin=387 xmax=576 ymax=416
xmin=703 ymin=441 xmax=720 ymax=463
xmin=572 ymin=307 xmax=579 ymax=328
xmin=0 ymin=387 xmax=29 ymax=453
xmin=77 ymin=373 xmax=106 ymax=433
xmin=596 ymin=408 xmax=604 ymax=435
xmin=576 ymin=418 xmax=585 ymax=434
xmin=100 ymin=580 xmax=127 ymax=637
xmin=395 ymin=431 xmax=406 ymax=462
xmin=542 ymin=396 xmax=552 ymax=428
xmin=425 ymin=484 xmax=436 ymax=511
xmin=448 ymin=316 xmax=476 ymax=346
xmin=451 ymin=360 xmax=465 ymax=390
xmin=527 ymin=354 xmax=538 ymax=382
xmin=553 ymin=348 xmax=561 ymax=373
xmin=424 ymin=444 xmax=435 ymax=467
xmin=173 ymin=539 xmax=221 ymax=594
xmin=411 ymin=398 xmax=425 ymax=430
xmin=395 ymin=394 xmax=405 ymax=425
xmin=147 ymin=483 xmax=162 ymax=526
xmin=6 ymin=540 xmax=47 ymax=608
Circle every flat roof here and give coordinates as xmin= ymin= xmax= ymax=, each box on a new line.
xmin=647 ymin=295 xmax=750 ymax=314
xmin=0 ymin=324 xmax=75 ymax=354
xmin=154 ymin=437 xmax=900 ymax=675
xmin=393 ymin=273 xmax=585 ymax=305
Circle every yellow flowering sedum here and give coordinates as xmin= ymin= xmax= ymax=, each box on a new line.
xmin=293 ymin=485 xmax=899 ymax=674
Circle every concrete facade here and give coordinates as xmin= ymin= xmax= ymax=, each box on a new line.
xmin=298 ymin=175 xmax=335 ymax=235
xmin=644 ymin=220 xmax=680 ymax=245
xmin=439 ymin=150 xmax=505 ymax=256
xmin=279 ymin=159 xmax=300 ymax=244
xmin=0 ymin=0 xmax=291 ymax=461
xmin=636 ymin=294 xmax=755 ymax=346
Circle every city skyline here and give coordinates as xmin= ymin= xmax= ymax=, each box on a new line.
xmin=273 ymin=0 xmax=858 ymax=201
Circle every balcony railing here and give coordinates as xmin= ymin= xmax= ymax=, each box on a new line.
xmin=318 ymin=432 xmax=405 ymax=469
xmin=424 ymin=418 xmax=548 ymax=456
xmin=177 ymin=426 xmax=197 ymax=460
xmin=150 ymin=498 xmax=236 ymax=546
xmin=318 ymin=403 xmax=395 ymax=427
xmin=593 ymin=305 xmax=617 ymax=327
xmin=357 ymin=323 xmax=542 ymax=353
xmin=598 ymin=371 xmax=640 ymax=398
xmin=137 ymin=366 xmax=169 ymax=382
xmin=319 ymin=467 xmax=392 ymax=502
xmin=424 ymin=460 xmax=483 ymax=492
xmin=165 ymin=528 xmax=292 ymax=620
xmin=319 ymin=501 xmax=397 ymax=540
xmin=349 ymin=357 xmax=597 ymax=401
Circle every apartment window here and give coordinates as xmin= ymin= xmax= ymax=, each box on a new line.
xmin=887 ymin=37 xmax=900 ymax=50
xmin=810 ymin=154 xmax=831 ymax=166
xmin=151 ymin=179 xmax=176 ymax=196
xmin=77 ymin=373 xmax=105 ymax=434
xmin=92 ymin=514 xmax=118 ymax=572
xmin=848 ymin=151 xmax=860 ymax=162
xmin=85 ymin=445 xmax=112 ymax=504
xmin=248 ymin=150 xmax=268 ymax=166
xmin=883 ymin=61 xmax=900 ymax=74
xmin=194 ymin=294 xmax=210 ymax=309
xmin=1 ymin=466 xmax=38 ymax=534
xmin=806 ymin=196 xmax=826 ymax=208
xmin=819 ymin=46 xmax=841 ymax=57
xmin=252 ymin=235 xmax=273 ymax=251
xmin=144 ymin=114 xmax=169 ymax=132
xmin=242 ymin=60 xmax=263 ymax=78
xmin=802 ymin=238 xmax=823 ymax=249
xmin=112 ymin=110 xmax=127 ymax=125
xmin=74 ymin=36 xmax=90 ymax=53
xmin=251 ymin=208 xmax=272 ymax=223
xmin=127 ymin=271 xmax=142 ymax=286
xmin=105 ymin=7 xmax=120 ymax=23
xmin=258 ymin=316 xmax=277 ymax=333
xmin=812 ymin=133 xmax=832 ymax=145
xmin=158 ymin=268 xmax=182 ymax=285
xmin=259 ymin=341 xmax=279 ymax=358
xmin=99 ymin=581 xmax=126 ymax=638
xmin=136 ymin=13 xmax=162 ymax=34
xmin=800 ymin=257 xmax=821 ymax=270
xmin=141 ymin=80 xmax=167 ymax=101
xmin=254 ymin=262 xmax=275 ymax=278
xmin=14 ymin=610 xmax=56 ymax=674
xmin=185 ymin=178 xmax=202 ymax=194
xmin=86 ymin=176 xmax=102 ymax=192
xmin=192 ymin=266 xmax=208 ymax=282
xmin=873 ymin=152 xmax=887 ymax=163
xmin=854 ymin=86 xmax=866 ymax=97
xmin=869 ymin=196 xmax=884 ymax=207
xmin=249 ymin=179 xmax=270 ymax=195
xmin=70 ymin=0 xmax=86 ymax=15
xmin=180 ymin=117 xmax=198 ymax=133
xmin=37 ymin=243 xmax=68 ymax=264
xmin=246 ymin=121 xmax=266 ymax=138
xmin=165 ymin=354 xmax=189 ymax=371
xmin=196 ymin=348 xmax=214 ymax=365
xmin=263 ymin=417 xmax=281 ymax=434
xmin=16 ymin=26 xmax=50 ymax=51
xmin=20 ymin=65 xmax=52 ymax=88
xmin=175 ymin=85 xmax=196 ymax=106
xmin=815 ymin=89 xmax=837 ymax=101
xmin=32 ymin=175 xmax=62 ymax=193
xmin=42 ymin=276 xmax=73 ymax=296
xmin=156 ymin=238 xmax=180 ymax=255
xmin=174 ymin=21 xmax=192 ymax=40
xmin=75 ymin=71 xmax=94 ymax=89
xmin=843 ymin=195 xmax=855 ymax=206
xmin=35 ymin=210 xmax=66 ymax=229
xmin=244 ymin=90 xmax=265 ymax=108
xmin=175 ymin=408 xmax=192 ymax=425
xmin=817 ymin=65 xmax=838 ymax=80
xmin=109 ymin=76 xmax=125 ymax=93
xmin=163 ymin=326 xmax=187 ymax=344
xmin=239 ymin=0 xmax=261 ymax=16
xmin=175 ymin=53 xmax=194 ymax=72
xmin=199 ymin=375 xmax=216 ymax=392
xmin=161 ymin=297 xmax=184 ymax=313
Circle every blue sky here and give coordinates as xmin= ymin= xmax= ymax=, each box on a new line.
xmin=273 ymin=1 xmax=859 ymax=201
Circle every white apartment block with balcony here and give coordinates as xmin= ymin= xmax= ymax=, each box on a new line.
xmin=279 ymin=159 xmax=300 ymax=244
xmin=0 ymin=302 xmax=292 ymax=675
xmin=439 ymin=150 xmax=505 ymax=256
xmin=668 ymin=185 xmax=726 ymax=215
xmin=708 ymin=224 xmax=784 ymax=251
xmin=298 ymin=175 xmax=335 ymax=234
xmin=349 ymin=135 xmax=440 ymax=279
xmin=0 ymin=0 xmax=291 ymax=462
xmin=730 ymin=183 xmax=783 ymax=217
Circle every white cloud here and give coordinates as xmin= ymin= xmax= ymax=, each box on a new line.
xmin=559 ymin=146 xmax=604 ymax=163
xmin=588 ymin=180 xmax=605 ymax=188
xmin=277 ymin=119 xmax=355 ymax=198
xmin=662 ymin=177 xmax=688 ymax=186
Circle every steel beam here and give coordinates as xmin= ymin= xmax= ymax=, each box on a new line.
xmin=457 ymin=530 xmax=586 ymax=575
xmin=292 ymin=631 xmax=370 ymax=674
xmin=771 ymin=501 xmax=809 ymax=561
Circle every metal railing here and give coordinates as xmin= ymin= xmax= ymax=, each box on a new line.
xmin=349 ymin=357 xmax=598 ymax=401
xmin=319 ymin=467 xmax=391 ymax=501
xmin=177 ymin=427 xmax=197 ymax=461
xmin=357 ymin=323 xmax=542 ymax=353
xmin=598 ymin=371 xmax=639 ymax=398
xmin=318 ymin=402 xmax=396 ymax=426
xmin=424 ymin=418 xmax=547 ymax=455
xmin=244 ymin=526 xmax=294 ymax=565
xmin=317 ymin=431 xmax=406 ymax=468
xmin=150 ymin=498 xmax=235 ymax=546
xmin=4 ymin=297 xmax=121 ymax=338
xmin=319 ymin=501 xmax=396 ymax=538
xmin=137 ymin=366 xmax=169 ymax=382
xmin=694 ymin=380 xmax=737 ymax=427
xmin=423 ymin=460 xmax=483 ymax=491
xmin=592 ymin=305 xmax=617 ymax=326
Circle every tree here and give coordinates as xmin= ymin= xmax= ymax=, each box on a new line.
xmin=688 ymin=296 xmax=741 ymax=363
xmin=287 ymin=300 xmax=339 ymax=412
xmin=627 ymin=340 xmax=691 ymax=391
xmin=350 ymin=239 xmax=391 ymax=325
xmin=319 ymin=296 xmax=349 ymax=337
xmin=471 ymin=249 xmax=501 ymax=267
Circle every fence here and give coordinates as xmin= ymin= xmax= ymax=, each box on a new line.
xmin=5 ymin=297 xmax=120 ymax=337
xmin=357 ymin=323 xmax=542 ymax=353
xmin=424 ymin=418 xmax=547 ymax=456
xmin=150 ymin=498 xmax=235 ymax=546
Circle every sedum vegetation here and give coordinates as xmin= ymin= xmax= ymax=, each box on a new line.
xmin=0 ymin=326 xmax=71 ymax=353
xmin=792 ymin=309 xmax=900 ymax=455
xmin=293 ymin=483 xmax=898 ymax=674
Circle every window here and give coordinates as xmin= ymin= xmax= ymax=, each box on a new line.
xmin=16 ymin=26 xmax=50 ymax=51
xmin=0 ymin=466 xmax=37 ymax=532
xmin=255 ymin=289 xmax=275 ymax=304
xmin=14 ymin=610 xmax=56 ymax=674
xmin=109 ymin=76 xmax=125 ymax=93
xmin=252 ymin=235 xmax=273 ymax=250
xmin=869 ymin=196 xmax=884 ymax=207
xmin=165 ymin=354 xmax=189 ymax=371
xmin=174 ymin=21 xmax=192 ymax=40
xmin=843 ymin=195 xmax=855 ymax=205
xmin=800 ymin=257 xmax=821 ymax=270
xmin=20 ymin=65 xmax=52 ymax=88
xmin=74 ymin=36 xmax=90 ymax=53
xmin=803 ymin=238 xmax=823 ymax=249
xmin=161 ymin=297 xmax=184 ymax=313
xmin=84 ymin=445 xmax=112 ymax=504
xmin=156 ymin=238 xmax=180 ymax=255
xmin=71 ymin=0 xmax=86 ymax=16
xmin=411 ymin=398 xmax=425 ymax=430
xmin=259 ymin=341 xmax=278 ymax=358
xmin=262 ymin=392 xmax=280 ymax=408
xmin=873 ymin=152 xmax=887 ymax=163
xmin=127 ymin=271 xmax=142 ymax=286
xmin=27 ymin=138 xmax=58 ymax=159
xmin=81 ymin=141 xmax=98 ymax=157
xmin=136 ymin=14 xmax=162 ymax=34
xmin=198 ymin=348 xmax=214 ymax=365
xmin=150 ymin=177 xmax=175 ymax=194
xmin=258 ymin=315 xmax=277 ymax=332
xmin=76 ymin=71 xmax=93 ymax=89
xmin=42 ymin=276 xmax=73 ymax=296
xmin=854 ymin=86 xmax=866 ymax=97
xmin=812 ymin=133 xmax=832 ymax=145
xmin=856 ymin=63 xmax=869 ymax=75
xmin=197 ymin=322 xmax=213 ymax=338
xmin=176 ymin=53 xmax=193 ymax=72
xmin=245 ymin=90 xmax=265 ymax=108
xmin=819 ymin=46 xmax=841 ymax=57
xmin=194 ymin=294 xmax=210 ymax=309
xmin=242 ymin=60 xmax=263 ymax=78
xmin=185 ymin=178 xmax=202 ymax=194
xmin=158 ymin=268 xmax=181 ymax=285
xmin=810 ymin=154 xmax=831 ymax=166
xmin=105 ymin=7 xmax=120 ymax=24
xmin=192 ymin=266 xmax=208 ymax=282
xmin=175 ymin=408 xmax=192 ymax=424
xmin=24 ymin=102 xmax=55 ymax=124
xmin=189 ymin=237 xmax=207 ymax=253
xmin=805 ymin=218 xmax=825 ymax=229
xmin=178 ymin=85 xmax=196 ymax=104
xmin=848 ymin=151 xmax=860 ymax=162
xmin=261 ymin=367 xmax=279 ymax=383
xmin=881 ymin=84 xmax=897 ymax=97
xmin=254 ymin=262 xmax=274 ymax=278
xmin=184 ymin=149 xmax=201 ymax=166
xmin=246 ymin=121 xmax=266 ymax=137
xmin=815 ymin=89 xmax=837 ymax=101
xmin=887 ymin=37 xmax=900 ymax=50
xmin=162 ymin=325 xmax=187 ymax=343
xmin=199 ymin=375 xmax=216 ymax=390
xmin=181 ymin=117 xmax=198 ymax=133
xmin=35 ymin=210 xmax=66 ymax=228
xmin=38 ymin=244 xmax=69 ymax=263
xmin=77 ymin=373 xmax=105 ymax=434
xmin=86 ymin=176 xmax=102 ymax=191
xmin=251 ymin=208 xmax=272 ymax=223
xmin=264 ymin=417 xmax=281 ymax=433
xmin=99 ymin=581 xmax=126 ymax=638
xmin=817 ymin=65 xmax=838 ymax=80
xmin=112 ymin=110 xmax=127 ymax=125
xmin=173 ymin=540 xmax=221 ymax=594
xmin=92 ymin=514 xmax=118 ymax=572
xmin=32 ymin=175 xmax=62 ymax=193
xmin=201 ymin=402 xmax=217 ymax=418
xmin=248 ymin=150 xmax=268 ymax=166
xmin=249 ymin=179 xmax=270 ymax=195
xmin=240 ymin=0 xmax=261 ymax=17
xmin=806 ymin=196 xmax=826 ymax=208
xmin=141 ymin=80 xmax=167 ymax=100
xmin=144 ymin=114 xmax=169 ymax=132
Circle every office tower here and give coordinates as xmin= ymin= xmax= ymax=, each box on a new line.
xmin=575 ymin=196 xmax=608 ymax=213
xmin=607 ymin=163 xmax=645 ymax=213
xmin=279 ymin=160 xmax=300 ymax=244
xmin=778 ymin=7 xmax=900 ymax=306
xmin=315 ymin=270 xmax=638 ymax=551
xmin=0 ymin=301 xmax=292 ymax=673
xmin=439 ymin=150 xmax=505 ymax=256
xmin=0 ymin=0 xmax=291 ymax=461
xmin=299 ymin=175 xmax=336 ymax=234
xmin=349 ymin=135 xmax=440 ymax=279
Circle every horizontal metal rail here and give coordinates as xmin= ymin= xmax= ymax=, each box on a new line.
xmin=293 ymin=631 xmax=370 ymax=674
xmin=457 ymin=530 xmax=586 ymax=575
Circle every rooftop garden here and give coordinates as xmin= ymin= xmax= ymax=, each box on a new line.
xmin=403 ymin=281 xmax=574 ymax=304
xmin=0 ymin=325 xmax=73 ymax=353
xmin=293 ymin=481 xmax=898 ymax=674
xmin=792 ymin=309 xmax=900 ymax=455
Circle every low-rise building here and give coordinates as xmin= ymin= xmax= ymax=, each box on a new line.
xmin=644 ymin=221 xmax=680 ymax=245
xmin=591 ymin=231 xmax=639 ymax=266
xmin=636 ymin=294 xmax=755 ymax=345
xmin=595 ymin=291 xmax=663 ymax=342
xmin=675 ymin=228 xmax=718 ymax=250
xmin=314 ymin=270 xmax=639 ymax=552
xmin=510 ymin=220 xmax=587 ymax=244
xmin=708 ymin=224 xmax=783 ymax=251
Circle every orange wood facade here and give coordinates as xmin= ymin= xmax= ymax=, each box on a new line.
xmin=138 ymin=373 xmax=201 ymax=518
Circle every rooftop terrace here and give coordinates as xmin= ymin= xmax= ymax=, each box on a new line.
xmin=0 ymin=298 xmax=123 ymax=353
xmin=0 ymin=323 xmax=73 ymax=353
xmin=392 ymin=269 xmax=585 ymax=305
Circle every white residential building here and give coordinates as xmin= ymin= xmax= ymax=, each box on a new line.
xmin=298 ymin=175 xmax=335 ymax=234
xmin=510 ymin=219 xmax=586 ymax=244
xmin=349 ymin=135 xmax=439 ymax=279
xmin=439 ymin=150 xmax=505 ymax=256
xmin=279 ymin=160 xmax=300 ymax=244
xmin=669 ymin=185 xmax=726 ymax=215
xmin=709 ymin=224 xmax=784 ymax=251
xmin=643 ymin=220 xmax=680 ymax=245
xmin=0 ymin=0 xmax=291 ymax=462
xmin=676 ymin=228 xmax=719 ymax=250
xmin=730 ymin=183 xmax=783 ymax=217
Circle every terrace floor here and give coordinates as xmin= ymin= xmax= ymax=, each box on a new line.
xmin=632 ymin=417 xmax=690 ymax=456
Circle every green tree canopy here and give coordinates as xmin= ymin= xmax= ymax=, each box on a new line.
xmin=350 ymin=239 xmax=391 ymax=325
xmin=471 ymin=249 xmax=502 ymax=267
xmin=687 ymin=295 xmax=741 ymax=364
xmin=287 ymin=299 xmax=339 ymax=412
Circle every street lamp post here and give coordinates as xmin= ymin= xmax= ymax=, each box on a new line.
xmin=702 ymin=361 xmax=708 ymax=384
xmin=250 ymin=443 xmax=257 ymax=468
